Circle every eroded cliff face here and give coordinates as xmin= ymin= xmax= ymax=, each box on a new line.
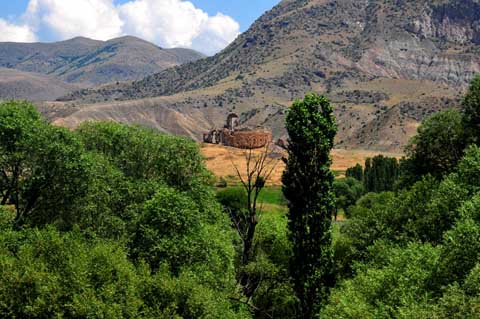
xmin=349 ymin=0 xmax=480 ymax=85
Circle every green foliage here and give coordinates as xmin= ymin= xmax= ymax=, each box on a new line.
xmin=345 ymin=163 xmax=363 ymax=182
xmin=459 ymin=193 xmax=480 ymax=223
xmin=433 ymin=218 xmax=480 ymax=289
xmin=141 ymin=268 xmax=251 ymax=319
xmin=432 ymin=282 xmax=480 ymax=319
xmin=402 ymin=109 xmax=465 ymax=185
xmin=363 ymin=155 xmax=399 ymax=193
xmin=329 ymin=143 xmax=480 ymax=318
xmin=0 ymin=228 xmax=143 ymax=318
xmin=462 ymin=74 xmax=480 ymax=145
xmin=323 ymin=243 xmax=441 ymax=319
xmin=333 ymin=177 xmax=364 ymax=218
xmin=217 ymin=187 xmax=248 ymax=217
xmin=5 ymin=74 xmax=480 ymax=318
xmin=0 ymin=103 xmax=248 ymax=318
xmin=247 ymin=208 xmax=297 ymax=319
xmin=318 ymin=77 xmax=480 ymax=318
xmin=77 ymin=121 xmax=212 ymax=192
xmin=333 ymin=192 xmax=396 ymax=277
xmin=0 ymin=205 xmax=14 ymax=230
xmin=217 ymin=176 xmax=228 ymax=188
xmin=0 ymin=101 xmax=95 ymax=229
xmin=282 ymin=93 xmax=337 ymax=318
xmin=217 ymin=187 xmax=296 ymax=318
xmin=338 ymin=146 xmax=480 ymax=268
xmin=132 ymin=186 xmax=235 ymax=283
xmin=418 ymin=145 xmax=480 ymax=242
xmin=256 ymin=187 xmax=286 ymax=206
xmin=0 ymin=227 xmax=248 ymax=319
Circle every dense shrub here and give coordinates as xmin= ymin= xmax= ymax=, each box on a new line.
xmin=0 ymin=228 xmax=143 ymax=318
xmin=400 ymin=109 xmax=466 ymax=187
xmin=77 ymin=121 xmax=212 ymax=192
xmin=333 ymin=177 xmax=364 ymax=218
xmin=324 ymin=243 xmax=440 ymax=319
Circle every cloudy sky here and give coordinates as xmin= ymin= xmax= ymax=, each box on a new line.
xmin=0 ymin=0 xmax=280 ymax=55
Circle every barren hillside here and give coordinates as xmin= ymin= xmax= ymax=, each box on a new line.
xmin=53 ymin=0 xmax=480 ymax=152
xmin=0 ymin=68 xmax=79 ymax=101
xmin=0 ymin=36 xmax=205 ymax=86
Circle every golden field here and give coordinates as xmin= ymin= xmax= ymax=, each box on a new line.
xmin=201 ymin=143 xmax=402 ymax=185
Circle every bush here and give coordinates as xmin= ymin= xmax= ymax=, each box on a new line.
xmin=0 ymin=228 xmax=143 ymax=318
xmin=333 ymin=177 xmax=364 ymax=218
xmin=323 ymin=243 xmax=440 ymax=319
xmin=132 ymin=186 xmax=236 ymax=286
xmin=76 ymin=122 xmax=212 ymax=192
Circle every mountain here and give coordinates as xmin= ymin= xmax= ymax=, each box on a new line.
xmin=0 ymin=68 xmax=79 ymax=102
xmin=53 ymin=0 xmax=480 ymax=152
xmin=0 ymin=36 xmax=205 ymax=86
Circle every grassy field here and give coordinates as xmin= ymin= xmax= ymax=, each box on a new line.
xmin=218 ymin=185 xmax=346 ymax=223
xmin=257 ymin=186 xmax=286 ymax=206
xmin=203 ymin=143 xmax=401 ymax=185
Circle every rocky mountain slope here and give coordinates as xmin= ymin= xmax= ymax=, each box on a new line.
xmin=53 ymin=0 xmax=480 ymax=152
xmin=0 ymin=36 xmax=204 ymax=100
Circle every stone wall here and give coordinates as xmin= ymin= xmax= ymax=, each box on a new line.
xmin=222 ymin=129 xmax=272 ymax=149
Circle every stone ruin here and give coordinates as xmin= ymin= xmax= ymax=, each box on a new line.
xmin=203 ymin=113 xmax=273 ymax=149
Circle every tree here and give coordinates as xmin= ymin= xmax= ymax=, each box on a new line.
xmin=462 ymin=74 xmax=480 ymax=145
xmin=77 ymin=121 xmax=211 ymax=192
xmin=333 ymin=177 xmax=364 ymax=219
xmin=0 ymin=101 xmax=43 ymax=207
xmin=345 ymin=164 xmax=363 ymax=182
xmin=0 ymin=228 xmax=144 ymax=318
xmin=228 ymin=144 xmax=277 ymax=298
xmin=0 ymin=101 xmax=93 ymax=229
xmin=363 ymin=155 xmax=399 ymax=193
xmin=403 ymin=109 xmax=465 ymax=182
xmin=322 ymin=243 xmax=441 ymax=319
xmin=131 ymin=186 xmax=234 ymax=278
xmin=282 ymin=93 xmax=337 ymax=318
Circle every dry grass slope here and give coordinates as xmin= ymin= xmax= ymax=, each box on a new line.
xmin=201 ymin=143 xmax=401 ymax=185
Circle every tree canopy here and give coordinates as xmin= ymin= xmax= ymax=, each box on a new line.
xmin=282 ymin=93 xmax=337 ymax=318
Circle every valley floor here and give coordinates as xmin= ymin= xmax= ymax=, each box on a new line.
xmin=202 ymin=143 xmax=402 ymax=185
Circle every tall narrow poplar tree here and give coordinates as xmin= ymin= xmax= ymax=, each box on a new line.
xmin=282 ymin=93 xmax=337 ymax=318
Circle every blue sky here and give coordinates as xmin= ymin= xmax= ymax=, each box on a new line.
xmin=0 ymin=0 xmax=280 ymax=32
xmin=174 ymin=1 xmax=280 ymax=31
xmin=0 ymin=0 xmax=280 ymax=54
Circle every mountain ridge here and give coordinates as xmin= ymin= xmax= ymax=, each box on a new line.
xmin=0 ymin=36 xmax=205 ymax=86
xmin=48 ymin=0 xmax=480 ymax=152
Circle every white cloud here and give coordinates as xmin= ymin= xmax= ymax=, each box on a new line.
xmin=25 ymin=0 xmax=123 ymax=41
xmin=11 ymin=0 xmax=240 ymax=54
xmin=191 ymin=13 xmax=240 ymax=55
xmin=0 ymin=19 xmax=36 ymax=42
xmin=119 ymin=0 xmax=208 ymax=48
xmin=118 ymin=0 xmax=240 ymax=55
